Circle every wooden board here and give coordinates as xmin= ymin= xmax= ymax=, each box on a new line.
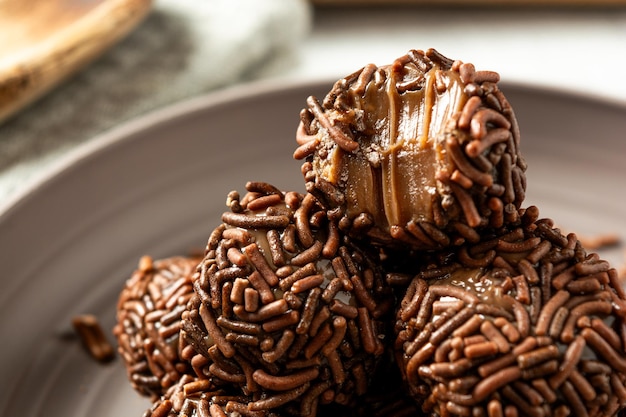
xmin=0 ymin=0 xmax=153 ymax=123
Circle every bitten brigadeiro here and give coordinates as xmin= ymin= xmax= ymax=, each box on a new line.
xmin=294 ymin=48 xmax=526 ymax=250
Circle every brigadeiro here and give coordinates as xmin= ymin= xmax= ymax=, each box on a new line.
xmin=180 ymin=181 xmax=394 ymax=417
xmin=114 ymin=255 xmax=200 ymax=399
xmin=294 ymin=48 xmax=526 ymax=251
xmin=394 ymin=206 xmax=626 ymax=417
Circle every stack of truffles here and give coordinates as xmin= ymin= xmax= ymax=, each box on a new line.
xmin=114 ymin=49 xmax=626 ymax=417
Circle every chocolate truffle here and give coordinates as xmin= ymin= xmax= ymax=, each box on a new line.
xmin=181 ymin=181 xmax=393 ymax=416
xmin=294 ymin=48 xmax=526 ymax=250
xmin=114 ymin=255 xmax=200 ymax=399
xmin=395 ymin=206 xmax=626 ymax=416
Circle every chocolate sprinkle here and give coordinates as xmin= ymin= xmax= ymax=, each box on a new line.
xmin=72 ymin=314 xmax=115 ymax=363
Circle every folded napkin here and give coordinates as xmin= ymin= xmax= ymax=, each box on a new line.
xmin=0 ymin=0 xmax=312 ymax=203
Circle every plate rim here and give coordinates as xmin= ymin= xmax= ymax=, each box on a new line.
xmin=0 ymin=77 xmax=324 ymax=217
xmin=1 ymin=75 xmax=625 ymax=221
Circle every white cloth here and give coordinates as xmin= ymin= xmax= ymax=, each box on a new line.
xmin=0 ymin=0 xmax=312 ymax=202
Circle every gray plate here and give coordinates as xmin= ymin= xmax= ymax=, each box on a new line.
xmin=1 ymin=78 xmax=625 ymax=417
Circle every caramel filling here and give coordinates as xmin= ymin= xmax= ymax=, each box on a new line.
xmin=314 ymin=63 xmax=467 ymax=231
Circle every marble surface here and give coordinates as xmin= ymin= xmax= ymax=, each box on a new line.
xmin=0 ymin=0 xmax=312 ymax=205
xmin=1 ymin=3 xmax=626 ymax=207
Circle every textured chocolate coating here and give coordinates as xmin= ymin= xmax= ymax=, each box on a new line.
xmin=294 ymin=49 xmax=526 ymax=250
xmin=114 ymin=255 xmax=200 ymax=399
xmin=143 ymin=373 xmax=361 ymax=417
xmin=181 ymin=182 xmax=393 ymax=416
xmin=142 ymin=374 xmax=259 ymax=417
xmin=394 ymin=206 xmax=626 ymax=416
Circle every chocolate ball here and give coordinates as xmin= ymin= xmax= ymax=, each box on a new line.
xmin=181 ymin=181 xmax=393 ymax=416
xmin=114 ymin=255 xmax=200 ymax=399
xmin=294 ymin=48 xmax=526 ymax=250
xmin=394 ymin=206 xmax=626 ymax=416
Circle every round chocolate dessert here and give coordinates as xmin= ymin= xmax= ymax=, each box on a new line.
xmin=294 ymin=48 xmax=526 ymax=250
xmin=114 ymin=255 xmax=200 ymax=399
xmin=395 ymin=206 xmax=626 ymax=417
xmin=181 ymin=181 xmax=393 ymax=417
